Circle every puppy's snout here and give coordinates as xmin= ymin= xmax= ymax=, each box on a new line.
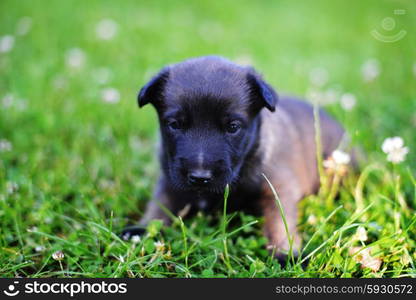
xmin=187 ymin=169 xmax=213 ymax=186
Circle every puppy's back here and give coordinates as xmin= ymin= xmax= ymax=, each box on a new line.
xmin=260 ymin=96 xmax=345 ymax=194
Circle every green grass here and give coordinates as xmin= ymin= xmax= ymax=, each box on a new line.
xmin=1 ymin=0 xmax=415 ymax=278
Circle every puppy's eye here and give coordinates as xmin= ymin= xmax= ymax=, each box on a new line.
xmin=167 ymin=119 xmax=181 ymax=130
xmin=226 ymin=121 xmax=242 ymax=134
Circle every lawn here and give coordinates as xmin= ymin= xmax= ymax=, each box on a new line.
xmin=0 ymin=0 xmax=415 ymax=278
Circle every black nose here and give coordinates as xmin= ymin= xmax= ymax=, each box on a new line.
xmin=188 ymin=169 xmax=213 ymax=185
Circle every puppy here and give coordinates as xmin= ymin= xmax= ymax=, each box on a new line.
xmin=123 ymin=56 xmax=345 ymax=256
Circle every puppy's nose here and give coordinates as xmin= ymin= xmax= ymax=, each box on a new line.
xmin=188 ymin=169 xmax=213 ymax=186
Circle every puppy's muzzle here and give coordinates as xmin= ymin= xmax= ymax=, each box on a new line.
xmin=187 ymin=169 xmax=213 ymax=186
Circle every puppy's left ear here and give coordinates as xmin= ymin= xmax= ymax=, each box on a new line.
xmin=137 ymin=67 xmax=170 ymax=108
xmin=246 ymin=73 xmax=278 ymax=112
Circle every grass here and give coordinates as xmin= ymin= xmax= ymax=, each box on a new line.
xmin=0 ymin=0 xmax=415 ymax=278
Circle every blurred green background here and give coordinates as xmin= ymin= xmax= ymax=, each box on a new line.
xmin=0 ymin=0 xmax=415 ymax=277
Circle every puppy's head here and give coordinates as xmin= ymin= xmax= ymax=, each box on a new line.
xmin=137 ymin=56 xmax=278 ymax=193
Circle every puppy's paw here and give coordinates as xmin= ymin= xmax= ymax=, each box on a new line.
xmin=120 ymin=225 xmax=146 ymax=241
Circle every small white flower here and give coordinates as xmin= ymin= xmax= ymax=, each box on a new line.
xmin=131 ymin=235 xmax=141 ymax=244
xmin=95 ymin=19 xmax=118 ymax=40
xmin=52 ymin=250 xmax=65 ymax=261
xmin=332 ymin=150 xmax=351 ymax=165
xmin=386 ymin=148 xmax=409 ymax=164
xmin=65 ymin=48 xmax=86 ymax=69
xmin=323 ymin=150 xmax=350 ymax=175
xmin=354 ymin=226 xmax=368 ymax=242
xmin=381 ymin=136 xmax=409 ymax=164
xmin=16 ymin=17 xmax=32 ymax=36
xmin=340 ymin=93 xmax=357 ymax=111
xmin=0 ymin=139 xmax=12 ymax=152
xmin=323 ymin=88 xmax=339 ymax=104
xmin=35 ymin=245 xmax=45 ymax=252
xmin=349 ymin=246 xmax=382 ymax=272
xmin=309 ymin=67 xmax=329 ymax=87
xmin=154 ymin=241 xmax=165 ymax=252
xmin=361 ymin=58 xmax=380 ymax=82
xmin=101 ymin=87 xmax=120 ymax=103
xmin=6 ymin=181 xmax=18 ymax=194
xmin=2 ymin=93 xmax=14 ymax=108
xmin=92 ymin=67 xmax=112 ymax=85
xmin=27 ymin=226 xmax=38 ymax=232
xmin=307 ymin=214 xmax=317 ymax=225
xmin=0 ymin=35 xmax=15 ymax=53
xmin=382 ymin=136 xmax=404 ymax=153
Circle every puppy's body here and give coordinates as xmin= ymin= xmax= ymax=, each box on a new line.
xmin=125 ymin=56 xmax=345 ymax=255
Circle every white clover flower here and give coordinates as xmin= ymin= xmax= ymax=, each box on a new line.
xmin=27 ymin=226 xmax=38 ymax=233
xmin=35 ymin=245 xmax=45 ymax=252
xmin=382 ymin=136 xmax=404 ymax=153
xmin=131 ymin=235 xmax=141 ymax=244
xmin=323 ymin=150 xmax=351 ymax=175
xmin=95 ymin=19 xmax=118 ymax=40
xmin=16 ymin=17 xmax=32 ymax=36
xmin=323 ymin=88 xmax=339 ymax=104
xmin=309 ymin=67 xmax=329 ymax=87
xmin=0 ymin=35 xmax=15 ymax=53
xmin=2 ymin=93 xmax=14 ymax=108
xmin=101 ymin=87 xmax=120 ymax=103
xmin=361 ymin=58 xmax=380 ymax=82
xmin=340 ymin=93 xmax=357 ymax=111
xmin=332 ymin=150 xmax=351 ymax=165
xmin=52 ymin=250 xmax=65 ymax=261
xmin=354 ymin=226 xmax=368 ymax=242
xmin=381 ymin=136 xmax=409 ymax=164
xmin=0 ymin=139 xmax=12 ymax=152
xmin=154 ymin=241 xmax=165 ymax=252
xmin=307 ymin=214 xmax=317 ymax=225
xmin=349 ymin=246 xmax=381 ymax=272
xmin=65 ymin=48 xmax=86 ymax=69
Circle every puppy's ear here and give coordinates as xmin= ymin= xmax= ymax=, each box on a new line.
xmin=246 ymin=73 xmax=278 ymax=112
xmin=137 ymin=68 xmax=170 ymax=108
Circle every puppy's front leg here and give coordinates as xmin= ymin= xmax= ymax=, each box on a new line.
xmin=122 ymin=176 xmax=174 ymax=238
xmin=139 ymin=176 xmax=174 ymax=226
xmin=260 ymin=175 xmax=303 ymax=257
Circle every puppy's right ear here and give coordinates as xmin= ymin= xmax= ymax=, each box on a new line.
xmin=137 ymin=68 xmax=170 ymax=108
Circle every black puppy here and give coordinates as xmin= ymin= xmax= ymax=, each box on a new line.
xmin=123 ymin=56 xmax=345 ymax=256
